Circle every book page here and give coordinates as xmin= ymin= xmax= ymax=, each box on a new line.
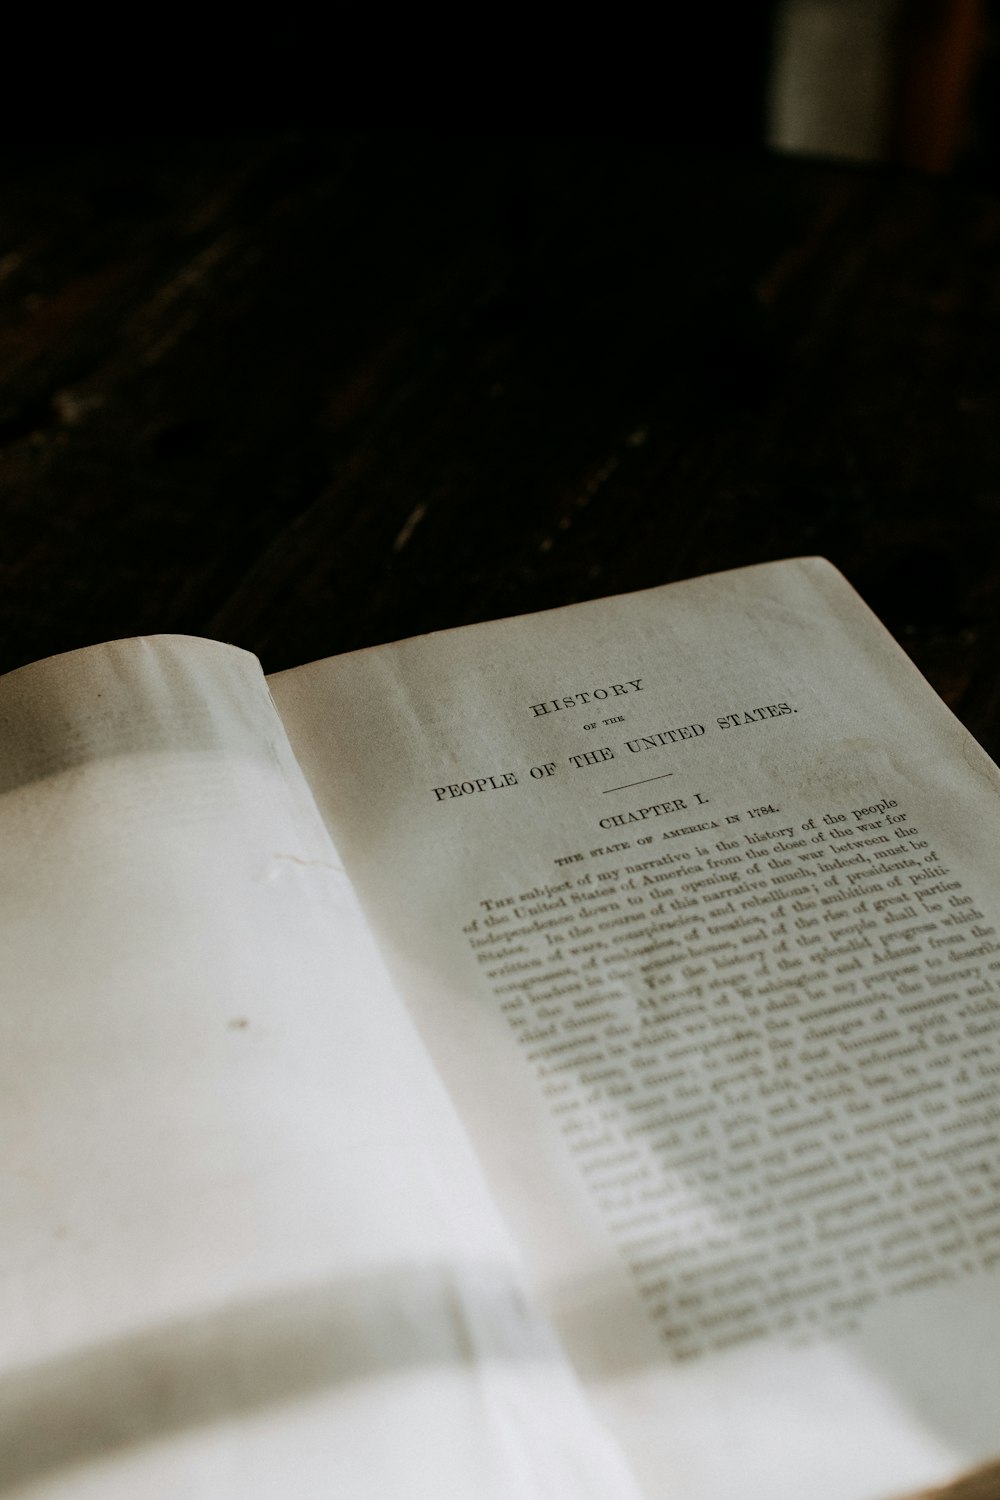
xmin=0 ymin=637 xmax=642 ymax=1500
xmin=271 ymin=558 xmax=1000 ymax=1500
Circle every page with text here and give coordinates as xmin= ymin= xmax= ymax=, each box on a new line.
xmin=272 ymin=558 xmax=1000 ymax=1500
xmin=0 ymin=636 xmax=640 ymax=1500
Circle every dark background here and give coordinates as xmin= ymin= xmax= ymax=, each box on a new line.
xmin=3 ymin=4 xmax=1000 ymax=752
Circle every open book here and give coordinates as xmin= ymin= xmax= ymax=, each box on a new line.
xmin=2 ymin=557 xmax=999 ymax=1500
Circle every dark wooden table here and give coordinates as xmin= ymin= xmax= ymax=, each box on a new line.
xmin=2 ymin=130 xmax=998 ymax=750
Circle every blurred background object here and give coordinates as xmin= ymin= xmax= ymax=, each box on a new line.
xmin=769 ymin=0 xmax=989 ymax=171
xmin=769 ymin=0 xmax=904 ymax=162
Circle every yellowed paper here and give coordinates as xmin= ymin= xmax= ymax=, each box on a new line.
xmin=272 ymin=558 xmax=1000 ymax=1500
xmin=0 ymin=637 xmax=640 ymax=1500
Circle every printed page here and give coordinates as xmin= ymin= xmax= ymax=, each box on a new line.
xmin=0 ymin=637 xmax=643 ymax=1500
xmin=271 ymin=558 xmax=1000 ymax=1500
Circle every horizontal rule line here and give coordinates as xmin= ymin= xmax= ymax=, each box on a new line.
xmin=602 ymin=771 xmax=675 ymax=794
